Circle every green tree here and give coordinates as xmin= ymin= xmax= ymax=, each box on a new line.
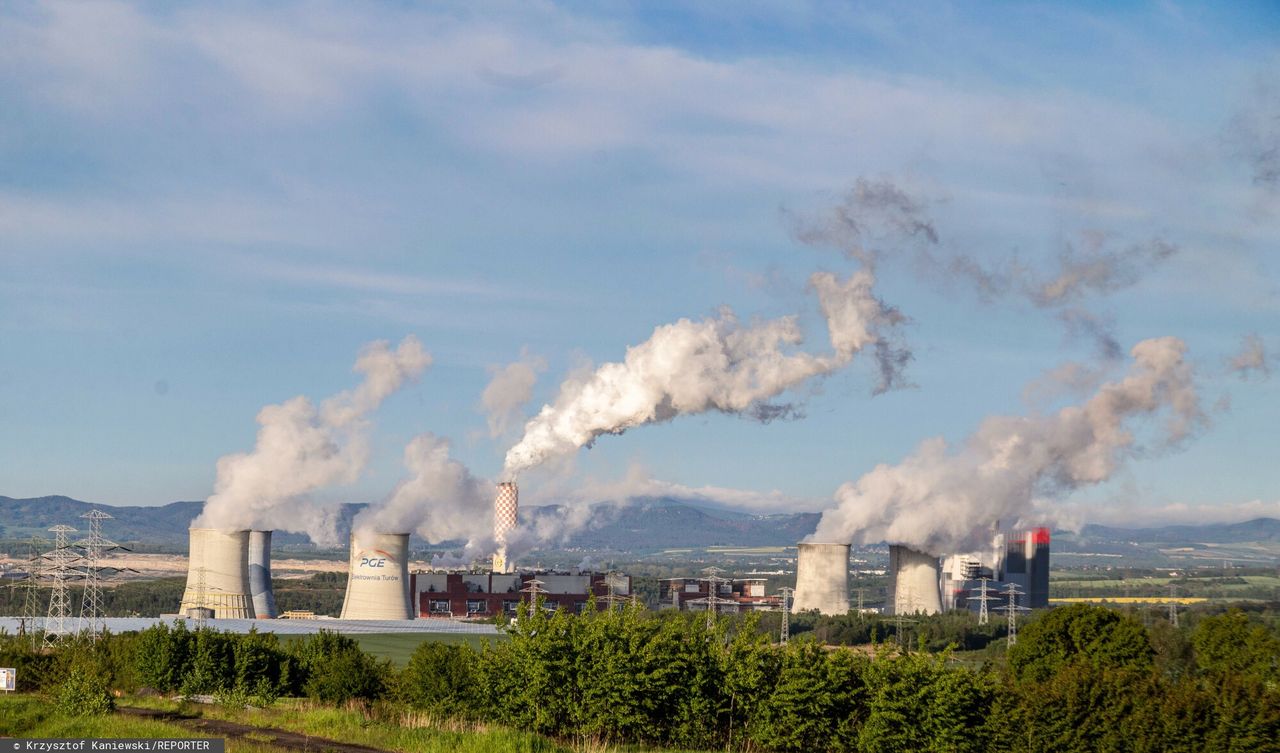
xmin=54 ymin=665 xmax=115 ymax=716
xmin=1191 ymin=609 xmax=1280 ymax=683
xmin=751 ymin=638 xmax=839 ymax=752
xmin=1008 ymin=603 xmax=1153 ymax=682
xmin=397 ymin=640 xmax=478 ymax=716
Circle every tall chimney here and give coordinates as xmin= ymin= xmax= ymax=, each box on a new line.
xmin=791 ymin=542 xmax=851 ymax=615
xmin=340 ymin=531 xmax=413 ymax=620
xmin=492 ymin=481 xmax=518 ymax=573
xmin=248 ymin=530 xmax=277 ymax=619
xmin=179 ymin=528 xmax=256 ymax=619
xmin=888 ymin=544 xmax=943 ymax=615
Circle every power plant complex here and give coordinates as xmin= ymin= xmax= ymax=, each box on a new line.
xmin=791 ymin=527 xmax=1051 ymax=617
xmin=173 ymin=478 xmax=1051 ymax=624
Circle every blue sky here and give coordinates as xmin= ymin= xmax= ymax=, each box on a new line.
xmin=1 ymin=1 xmax=1277 ymax=525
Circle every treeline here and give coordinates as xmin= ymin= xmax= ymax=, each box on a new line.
xmin=0 ymin=573 xmax=347 ymax=618
xmin=5 ymin=602 xmax=1278 ymax=752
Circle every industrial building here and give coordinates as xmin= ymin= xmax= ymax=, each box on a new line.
xmin=659 ymin=576 xmax=782 ymax=612
xmin=416 ymin=570 xmax=631 ymax=618
xmin=941 ymin=526 xmax=1051 ymax=612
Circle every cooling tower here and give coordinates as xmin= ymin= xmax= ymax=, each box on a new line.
xmin=340 ymin=531 xmax=413 ymax=620
xmin=248 ymin=530 xmax=277 ymax=619
xmin=791 ymin=542 xmax=851 ymax=615
xmin=888 ymin=544 xmax=943 ymax=615
xmin=178 ymin=528 xmax=255 ymax=619
xmin=491 ymin=481 xmax=518 ymax=573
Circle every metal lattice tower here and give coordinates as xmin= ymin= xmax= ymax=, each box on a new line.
xmin=777 ymin=587 xmax=794 ymax=644
xmin=974 ymin=578 xmax=994 ymax=626
xmin=998 ymin=583 xmax=1028 ymax=648
xmin=856 ymin=588 xmax=865 ymax=616
xmin=520 ymin=578 xmax=546 ymax=611
xmin=42 ymin=525 xmax=78 ymax=649
xmin=76 ymin=509 xmax=117 ymax=640
xmin=688 ymin=567 xmax=736 ymax=629
xmin=20 ymin=536 xmax=46 ymax=648
xmin=1167 ymin=584 xmax=1180 ymax=628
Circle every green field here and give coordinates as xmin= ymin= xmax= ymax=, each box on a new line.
xmin=277 ymin=631 xmax=507 ymax=665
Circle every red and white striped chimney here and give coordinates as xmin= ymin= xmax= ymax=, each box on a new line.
xmin=492 ymin=481 xmax=518 ymax=573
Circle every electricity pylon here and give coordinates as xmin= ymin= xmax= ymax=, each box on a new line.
xmin=777 ymin=587 xmax=794 ymax=644
xmin=973 ymin=578 xmax=995 ymax=626
xmin=998 ymin=583 xmax=1028 ymax=648
xmin=76 ymin=509 xmax=118 ymax=640
xmin=42 ymin=525 xmax=78 ymax=649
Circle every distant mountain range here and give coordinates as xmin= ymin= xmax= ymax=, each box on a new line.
xmin=1 ymin=494 xmax=1277 ymax=558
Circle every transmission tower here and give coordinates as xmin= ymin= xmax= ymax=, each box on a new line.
xmin=42 ymin=525 xmax=78 ymax=649
xmin=777 ymin=587 xmax=794 ymax=644
xmin=856 ymin=587 xmax=865 ymax=616
xmin=692 ymin=567 xmax=737 ymax=629
xmin=19 ymin=536 xmax=46 ymax=649
xmin=974 ymin=578 xmax=994 ymax=626
xmin=76 ymin=509 xmax=119 ymax=640
xmin=520 ymin=578 xmax=547 ymax=611
xmin=1167 ymin=583 xmax=1180 ymax=628
xmin=997 ymin=583 xmax=1028 ymax=648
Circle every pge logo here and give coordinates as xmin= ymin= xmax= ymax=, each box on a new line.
xmin=360 ymin=557 xmax=387 ymax=568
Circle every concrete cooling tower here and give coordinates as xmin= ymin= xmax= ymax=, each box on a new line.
xmin=491 ymin=481 xmax=518 ymax=574
xmin=791 ymin=542 xmax=851 ymax=615
xmin=179 ymin=528 xmax=255 ymax=619
xmin=248 ymin=530 xmax=277 ymax=619
xmin=888 ymin=544 xmax=943 ymax=615
xmin=340 ymin=532 xmax=414 ymax=620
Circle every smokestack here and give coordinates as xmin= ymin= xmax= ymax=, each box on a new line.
xmin=179 ymin=528 xmax=256 ymax=619
xmin=248 ymin=530 xmax=277 ymax=619
xmin=340 ymin=532 xmax=413 ymax=620
xmin=791 ymin=542 xmax=850 ymax=615
xmin=888 ymin=544 xmax=942 ymax=615
xmin=492 ymin=481 xmax=518 ymax=573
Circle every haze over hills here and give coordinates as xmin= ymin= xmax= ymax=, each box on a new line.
xmin=1 ymin=495 xmax=1277 ymax=563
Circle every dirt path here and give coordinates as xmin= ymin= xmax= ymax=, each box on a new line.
xmin=117 ymin=706 xmax=395 ymax=753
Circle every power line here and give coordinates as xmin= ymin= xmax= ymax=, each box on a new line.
xmin=1167 ymin=583 xmax=1179 ymax=628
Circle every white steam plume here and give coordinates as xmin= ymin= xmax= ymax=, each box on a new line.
xmin=811 ymin=337 xmax=1204 ymax=555
xmin=789 ymin=178 xmax=1178 ymax=358
xmin=354 ymin=433 xmax=493 ymax=557
xmin=503 ymin=266 xmax=906 ymax=476
xmin=481 ymin=349 xmax=547 ymax=438
xmin=192 ymin=336 xmax=430 ymax=544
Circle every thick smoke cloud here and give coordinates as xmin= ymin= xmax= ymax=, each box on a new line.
xmin=502 ymin=266 xmax=906 ymax=476
xmin=354 ymin=433 xmax=493 ymax=557
xmin=811 ymin=337 xmax=1203 ymax=556
xmin=1227 ymin=333 xmax=1271 ymax=381
xmin=791 ymin=177 xmax=1178 ymax=358
xmin=481 ymin=349 xmax=547 ymax=438
xmin=192 ymin=336 xmax=430 ymax=544
xmin=1225 ymin=72 xmax=1280 ymax=187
